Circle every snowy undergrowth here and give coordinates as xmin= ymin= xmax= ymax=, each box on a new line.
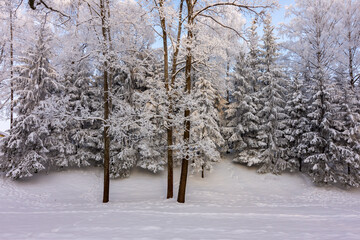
xmin=1 ymin=156 xmax=360 ymax=240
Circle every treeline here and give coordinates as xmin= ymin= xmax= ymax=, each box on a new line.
xmin=0 ymin=0 xmax=359 ymax=203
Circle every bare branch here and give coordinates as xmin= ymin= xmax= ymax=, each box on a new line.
xmin=15 ymin=0 xmax=24 ymax=13
xmin=193 ymin=1 xmax=276 ymax=20
xmin=198 ymin=13 xmax=247 ymax=42
xmin=29 ymin=0 xmax=70 ymax=19
xmin=0 ymin=96 xmax=11 ymax=111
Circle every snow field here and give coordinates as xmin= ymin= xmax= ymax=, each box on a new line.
xmin=1 ymin=158 xmax=360 ymax=240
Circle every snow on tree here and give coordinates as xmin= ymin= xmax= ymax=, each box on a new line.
xmin=255 ymin=14 xmax=290 ymax=174
xmin=335 ymin=0 xmax=360 ymax=87
xmin=109 ymin=69 xmax=139 ymax=178
xmin=1 ymin=21 xmax=61 ymax=178
xmin=281 ymin=0 xmax=360 ymax=186
xmin=331 ymin=75 xmax=360 ymax=186
xmin=134 ymin=56 xmax=166 ymax=174
xmin=231 ymin=19 xmax=264 ymax=166
xmin=283 ymin=75 xmax=309 ymax=172
xmin=59 ymin=42 xmax=102 ymax=167
xmin=299 ymin=68 xmax=344 ymax=184
xmin=190 ymin=75 xmax=225 ymax=176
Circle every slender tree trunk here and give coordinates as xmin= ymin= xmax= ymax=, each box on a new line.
xmin=157 ymin=0 xmax=173 ymax=199
xmin=105 ymin=0 xmax=113 ymax=110
xmin=9 ymin=2 xmax=14 ymax=129
xmin=177 ymin=0 xmax=193 ymax=203
xmin=100 ymin=0 xmax=110 ymax=203
xmin=170 ymin=0 xmax=184 ymax=87
xmin=201 ymin=165 xmax=204 ymax=178
xmin=349 ymin=47 xmax=354 ymax=87
xmin=159 ymin=0 xmax=184 ymax=199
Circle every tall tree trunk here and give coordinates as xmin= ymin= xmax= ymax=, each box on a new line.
xmin=9 ymin=1 xmax=14 ymax=129
xmin=177 ymin=0 xmax=193 ymax=203
xmin=158 ymin=0 xmax=173 ymax=199
xmin=100 ymin=0 xmax=110 ymax=203
xmin=105 ymin=0 xmax=113 ymax=110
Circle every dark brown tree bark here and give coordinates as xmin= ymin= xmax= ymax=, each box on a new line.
xmin=157 ymin=0 xmax=173 ymax=199
xmin=177 ymin=0 xmax=193 ymax=203
xmin=100 ymin=0 xmax=110 ymax=203
xmin=29 ymin=0 xmax=36 ymax=9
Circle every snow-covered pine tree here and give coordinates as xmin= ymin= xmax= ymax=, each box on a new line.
xmin=231 ymin=19 xmax=264 ymax=166
xmin=60 ymin=43 xmax=102 ymax=167
xmin=109 ymin=51 xmax=166 ymax=178
xmin=191 ymin=75 xmax=225 ymax=176
xmin=282 ymin=0 xmax=360 ymax=185
xmin=222 ymin=52 xmax=247 ymax=154
xmin=255 ymin=14 xmax=290 ymax=174
xmin=330 ymin=77 xmax=360 ymax=186
xmin=135 ymin=57 xmax=166 ymax=174
xmin=284 ymin=74 xmax=309 ymax=172
xmin=300 ymin=67 xmax=343 ymax=184
xmin=108 ymin=67 xmax=139 ymax=179
xmin=1 ymin=22 xmax=60 ymax=178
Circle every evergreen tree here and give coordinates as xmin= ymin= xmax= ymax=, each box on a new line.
xmin=284 ymin=76 xmax=309 ymax=172
xmin=60 ymin=44 xmax=102 ymax=167
xmin=300 ymin=68 xmax=341 ymax=184
xmin=255 ymin=14 xmax=290 ymax=174
xmin=135 ymin=60 xmax=167 ymax=173
xmin=230 ymin=19 xmax=263 ymax=166
xmin=1 ymin=24 xmax=60 ymax=178
xmin=191 ymin=76 xmax=225 ymax=176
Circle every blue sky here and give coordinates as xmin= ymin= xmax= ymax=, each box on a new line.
xmin=273 ymin=0 xmax=294 ymax=25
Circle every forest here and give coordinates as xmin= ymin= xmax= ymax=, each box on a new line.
xmin=0 ymin=0 xmax=359 ymax=204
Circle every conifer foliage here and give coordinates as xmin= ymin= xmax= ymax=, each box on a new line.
xmin=1 ymin=22 xmax=62 ymax=178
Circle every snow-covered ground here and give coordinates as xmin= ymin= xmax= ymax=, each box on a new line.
xmin=1 ymin=157 xmax=360 ymax=240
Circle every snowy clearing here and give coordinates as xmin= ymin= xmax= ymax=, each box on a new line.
xmin=1 ymin=158 xmax=360 ymax=240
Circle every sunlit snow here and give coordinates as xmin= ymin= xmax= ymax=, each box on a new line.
xmin=1 ymin=156 xmax=359 ymax=240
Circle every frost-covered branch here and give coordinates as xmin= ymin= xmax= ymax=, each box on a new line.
xmin=193 ymin=1 xmax=277 ymax=20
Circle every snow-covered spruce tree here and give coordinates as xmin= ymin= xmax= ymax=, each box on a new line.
xmin=60 ymin=44 xmax=103 ymax=167
xmin=109 ymin=51 xmax=166 ymax=178
xmin=300 ymin=67 xmax=343 ymax=184
xmin=231 ymin=19 xmax=264 ymax=166
xmin=109 ymin=68 xmax=139 ymax=178
xmin=135 ymin=57 xmax=166 ymax=174
xmin=1 ymin=23 xmax=60 ymax=178
xmin=330 ymin=77 xmax=360 ymax=186
xmin=254 ymin=14 xmax=290 ymax=174
xmin=190 ymin=75 xmax=225 ymax=177
xmin=282 ymin=0 xmax=360 ymax=186
xmin=283 ymin=74 xmax=309 ymax=172
xmin=222 ymin=52 xmax=247 ymax=154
